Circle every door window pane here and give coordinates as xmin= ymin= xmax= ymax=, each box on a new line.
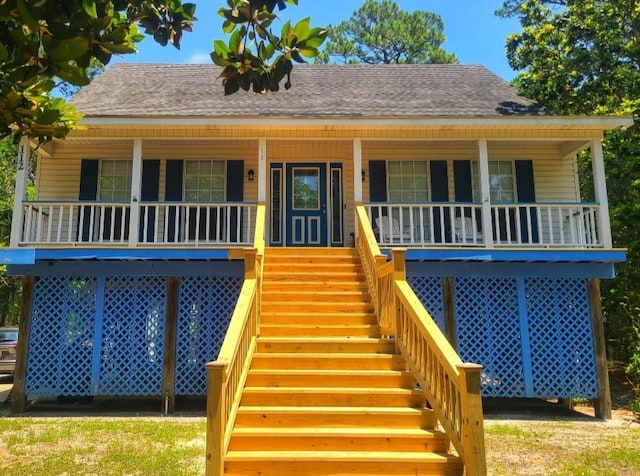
xmin=293 ymin=168 xmax=320 ymax=210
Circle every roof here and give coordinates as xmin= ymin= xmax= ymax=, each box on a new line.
xmin=71 ymin=63 xmax=548 ymax=119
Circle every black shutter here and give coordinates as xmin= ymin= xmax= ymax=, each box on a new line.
xmin=78 ymin=160 xmax=99 ymax=241
xmin=368 ymin=160 xmax=387 ymax=232
xmin=515 ymin=160 xmax=539 ymax=243
xmin=368 ymin=161 xmax=387 ymax=202
xmin=165 ymin=160 xmax=183 ymax=242
xmin=139 ymin=160 xmax=160 ymax=242
xmin=453 ymin=160 xmax=473 ymax=204
xmin=227 ymin=160 xmax=244 ymax=242
xmin=430 ymin=161 xmax=450 ymax=242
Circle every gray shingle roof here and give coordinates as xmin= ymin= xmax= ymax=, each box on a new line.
xmin=71 ymin=63 xmax=547 ymax=118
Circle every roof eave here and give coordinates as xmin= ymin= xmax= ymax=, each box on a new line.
xmin=77 ymin=115 xmax=634 ymax=130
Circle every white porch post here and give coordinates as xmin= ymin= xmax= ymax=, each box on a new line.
xmin=128 ymin=139 xmax=143 ymax=247
xmin=258 ymin=138 xmax=267 ymax=202
xmin=10 ymin=137 xmax=31 ymax=247
xmin=591 ymin=139 xmax=612 ymax=248
xmin=478 ymin=139 xmax=494 ymax=248
xmin=353 ymin=139 xmax=363 ymax=239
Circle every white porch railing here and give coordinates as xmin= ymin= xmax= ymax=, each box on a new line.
xmin=365 ymin=202 xmax=602 ymax=248
xmin=19 ymin=201 xmax=257 ymax=246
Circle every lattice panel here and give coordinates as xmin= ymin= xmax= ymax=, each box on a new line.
xmin=526 ymin=278 xmax=597 ymax=398
xmin=99 ymin=276 xmax=167 ymax=396
xmin=175 ymin=276 xmax=242 ymax=395
xmin=408 ymin=277 xmax=445 ymax=332
xmin=26 ymin=277 xmax=97 ymax=397
xmin=455 ymin=277 xmax=526 ymax=397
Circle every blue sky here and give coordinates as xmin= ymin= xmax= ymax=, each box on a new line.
xmin=114 ymin=1 xmax=521 ymax=80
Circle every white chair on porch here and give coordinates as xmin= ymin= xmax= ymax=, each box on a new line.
xmin=454 ymin=216 xmax=483 ymax=244
xmin=375 ymin=217 xmax=412 ymax=243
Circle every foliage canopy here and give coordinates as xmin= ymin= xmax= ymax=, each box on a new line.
xmin=500 ymin=0 xmax=640 ymax=364
xmin=321 ymin=0 xmax=457 ymax=64
xmin=0 ymin=0 xmax=326 ymax=141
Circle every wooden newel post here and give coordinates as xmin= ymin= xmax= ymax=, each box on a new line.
xmin=390 ymin=248 xmax=406 ymax=281
xmin=205 ymin=361 xmax=228 ymax=476
xmin=244 ymin=248 xmax=257 ymax=279
xmin=457 ymin=363 xmax=487 ymax=476
xmin=588 ymin=278 xmax=612 ymax=420
xmin=390 ymin=248 xmax=406 ymax=345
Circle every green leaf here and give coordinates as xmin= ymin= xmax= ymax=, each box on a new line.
xmin=44 ymin=37 xmax=90 ymax=62
xmin=35 ymin=109 xmax=61 ymax=125
xmin=17 ymin=0 xmax=39 ymax=33
xmin=224 ymin=79 xmax=240 ymax=95
xmin=293 ymin=17 xmax=311 ymax=40
xmin=82 ymin=0 xmax=97 ymax=19
xmin=0 ymin=43 xmax=8 ymax=62
xmin=55 ymin=65 xmax=91 ymax=86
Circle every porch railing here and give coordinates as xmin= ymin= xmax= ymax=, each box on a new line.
xmin=356 ymin=204 xmax=486 ymax=475
xmin=364 ymin=202 xmax=602 ymax=248
xmin=18 ymin=201 xmax=257 ymax=246
xmin=205 ymin=204 xmax=265 ymax=476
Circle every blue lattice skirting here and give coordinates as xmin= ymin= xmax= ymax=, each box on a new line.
xmin=409 ymin=275 xmax=598 ymax=399
xmin=25 ymin=270 xmax=241 ymax=398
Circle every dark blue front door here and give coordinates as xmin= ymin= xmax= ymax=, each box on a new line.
xmin=286 ymin=163 xmax=327 ymax=246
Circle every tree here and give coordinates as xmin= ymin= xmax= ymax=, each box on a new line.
xmin=499 ymin=0 xmax=640 ymax=365
xmin=320 ymin=0 xmax=457 ymax=65
xmin=0 ymin=0 xmax=326 ymax=142
xmin=212 ymin=0 xmax=327 ymax=95
xmin=0 ymin=138 xmax=23 ymax=326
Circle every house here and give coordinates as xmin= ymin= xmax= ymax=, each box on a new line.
xmin=2 ymin=63 xmax=631 ymax=474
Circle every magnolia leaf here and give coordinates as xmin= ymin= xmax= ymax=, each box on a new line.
xmin=35 ymin=109 xmax=61 ymax=125
xmin=83 ymin=0 xmax=98 ymax=19
xmin=43 ymin=36 xmax=91 ymax=62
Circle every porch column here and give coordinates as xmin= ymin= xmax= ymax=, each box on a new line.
xmin=591 ymin=139 xmax=613 ymax=248
xmin=10 ymin=137 xmax=31 ymax=247
xmin=353 ymin=139 xmax=363 ymax=203
xmin=353 ymin=139 xmax=363 ymax=240
xmin=128 ymin=139 xmax=143 ymax=247
xmin=477 ymin=139 xmax=494 ymax=248
xmin=258 ymin=138 xmax=267 ymax=202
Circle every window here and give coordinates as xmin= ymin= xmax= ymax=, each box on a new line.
xmin=184 ymin=160 xmax=225 ymax=201
xmin=387 ymin=161 xmax=429 ymax=202
xmin=472 ymin=161 xmax=516 ymax=203
xmin=99 ymin=160 xmax=132 ymax=201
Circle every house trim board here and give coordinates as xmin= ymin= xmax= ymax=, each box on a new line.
xmin=517 ymin=277 xmax=534 ymax=396
xmin=90 ymin=276 xmax=106 ymax=395
xmin=77 ymin=115 xmax=633 ymax=130
xmin=7 ymin=259 xmax=243 ymax=278
xmin=406 ymin=261 xmax=616 ymax=279
xmin=396 ymin=248 xmax=625 ymax=263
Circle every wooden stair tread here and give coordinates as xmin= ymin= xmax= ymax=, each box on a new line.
xmin=248 ymin=369 xmax=411 ymax=376
xmin=232 ymin=427 xmax=442 ymax=437
xmin=243 ymin=386 xmax=422 ymax=394
xmin=258 ymin=337 xmax=391 ymax=344
xmin=226 ymin=450 xmax=460 ymax=463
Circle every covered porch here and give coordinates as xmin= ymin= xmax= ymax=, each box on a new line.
xmin=10 ymin=127 xmax=616 ymax=252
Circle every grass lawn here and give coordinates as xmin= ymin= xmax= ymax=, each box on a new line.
xmin=0 ymin=406 xmax=638 ymax=475
xmin=0 ymin=416 xmax=206 ymax=475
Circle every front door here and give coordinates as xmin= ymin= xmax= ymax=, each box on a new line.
xmin=286 ymin=163 xmax=327 ymax=246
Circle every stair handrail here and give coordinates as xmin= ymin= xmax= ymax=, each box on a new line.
xmin=355 ymin=205 xmax=486 ymax=476
xmin=355 ymin=205 xmax=395 ymax=334
xmin=205 ymin=205 xmax=266 ymax=476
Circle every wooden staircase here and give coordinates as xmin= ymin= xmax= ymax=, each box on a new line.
xmin=224 ymin=247 xmax=463 ymax=475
